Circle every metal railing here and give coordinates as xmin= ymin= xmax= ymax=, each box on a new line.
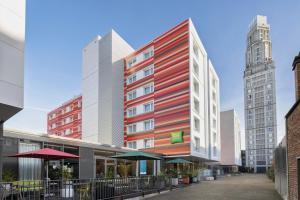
xmin=0 ymin=176 xmax=172 ymax=200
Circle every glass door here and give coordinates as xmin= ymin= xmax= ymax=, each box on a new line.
xmin=95 ymin=156 xmax=116 ymax=178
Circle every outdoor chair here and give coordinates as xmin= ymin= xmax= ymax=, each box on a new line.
xmin=78 ymin=183 xmax=91 ymax=200
xmin=0 ymin=183 xmax=24 ymax=200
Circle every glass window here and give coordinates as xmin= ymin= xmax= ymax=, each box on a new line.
xmin=128 ymin=57 xmax=136 ymax=67
xmin=213 ymin=105 xmax=216 ymax=115
xmin=213 ymin=146 xmax=217 ymax=157
xmin=128 ymin=124 xmax=137 ymax=133
xmin=195 ymin=137 xmax=200 ymax=152
xmin=144 ymin=120 xmax=154 ymax=131
xmin=194 ymin=117 xmax=200 ymax=132
xmin=144 ymin=139 xmax=153 ymax=148
xmin=144 ymin=66 xmax=154 ymax=77
xmin=128 ymin=90 xmax=137 ymax=100
xmin=144 ymin=102 xmax=153 ymax=112
xmin=128 ymin=74 xmax=137 ymax=84
xmin=193 ymin=79 xmax=199 ymax=96
xmin=213 ymin=119 xmax=216 ymax=129
xmin=193 ymin=61 xmax=199 ymax=76
xmin=144 ymin=84 xmax=154 ymax=95
xmin=193 ymin=98 xmax=200 ymax=114
xmin=128 ymin=141 xmax=137 ymax=149
xmin=213 ymin=132 xmax=217 ymax=144
xmin=127 ymin=107 xmax=137 ymax=117
xmin=212 ymin=92 xmax=216 ymax=101
xmin=143 ymin=49 xmax=153 ymax=59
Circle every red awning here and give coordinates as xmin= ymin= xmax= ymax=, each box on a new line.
xmin=8 ymin=148 xmax=79 ymax=161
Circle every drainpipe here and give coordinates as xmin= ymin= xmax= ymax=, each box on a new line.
xmin=0 ymin=122 xmax=4 ymax=181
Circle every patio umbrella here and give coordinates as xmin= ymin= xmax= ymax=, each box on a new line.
xmin=8 ymin=148 xmax=80 ymax=180
xmin=166 ymin=158 xmax=192 ymax=164
xmin=111 ymin=151 xmax=161 ymax=160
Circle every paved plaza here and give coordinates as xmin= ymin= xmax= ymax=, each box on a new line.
xmin=147 ymin=174 xmax=282 ymax=200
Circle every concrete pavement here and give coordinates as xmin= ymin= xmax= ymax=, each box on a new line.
xmin=147 ymin=174 xmax=282 ymax=200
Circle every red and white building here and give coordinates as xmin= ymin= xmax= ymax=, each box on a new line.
xmin=47 ymin=95 xmax=82 ymax=139
xmin=49 ymin=19 xmax=221 ymax=161
xmin=123 ymin=19 xmax=220 ymax=160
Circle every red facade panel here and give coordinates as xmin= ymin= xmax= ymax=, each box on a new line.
xmin=124 ymin=19 xmax=191 ymax=156
xmin=47 ymin=96 xmax=82 ymax=139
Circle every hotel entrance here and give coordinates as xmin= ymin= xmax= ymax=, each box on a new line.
xmin=95 ymin=156 xmax=117 ymax=178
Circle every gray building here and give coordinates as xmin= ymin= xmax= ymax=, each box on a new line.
xmin=244 ymin=15 xmax=277 ymax=173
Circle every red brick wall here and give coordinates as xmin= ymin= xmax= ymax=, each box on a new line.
xmin=295 ymin=63 xmax=300 ymax=101
xmin=287 ymin=102 xmax=300 ymax=200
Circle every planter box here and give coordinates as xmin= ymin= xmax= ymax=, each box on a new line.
xmin=192 ymin=177 xmax=198 ymax=183
xmin=171 ymin=178 xmax=178 ymax=186
xmin=61 ymin=181 xmax=74 ymax=198
xmin=182 ymin=177 xmax=190 ymax=184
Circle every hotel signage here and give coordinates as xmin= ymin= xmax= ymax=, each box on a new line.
xmin=171 ymin=131 xmax=184 ymax=144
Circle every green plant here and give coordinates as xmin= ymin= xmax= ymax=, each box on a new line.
xmin=192 ymin=170 xmax=198 ymax=177
xmin=3 ymin=170 xmax=16 ymax=182
xmin=106 ymin=167 xmax=114 ymax=179
xmin=119 ymin=162 xmax=130 ymax=177
xmin=62 ymin=167 xmax=73 ymax=180
xmin=157 ymin=171 xmax=165 ymax=176
xmin=166 ymin=168 xmax=178 ymax=178
xmin=266 ymin=166 xmax=275 ymax=182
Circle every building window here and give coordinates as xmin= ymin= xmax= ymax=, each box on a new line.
xmin=213 ymin=132 xmax=217 ymax=144
xmin=144 ymin=138 xmax=153 ymax=148
xmin=78 ymin=101 xmax=81 ymax=108
xmin=143 ymin=49 xmax=154 ymax=60
xmin=212 ymin=78 xmax=217 ymax=88
xmin=212 ymin=92 xmax=216 ymax=101
xmin=127 ymin=107 xmax=137 ymax=117
xmin=144 ymin=84 xmax=154 ymax=95
xmin=193 ymin=43 xmax=199 ymax=57
xmin=143 ymin=102 xmax=154 ymax=113
xmin=144 ymin=66 xmax=154 ymax=77
xmin=193 ymin=79 xmax=199 ymax=96
xmin=213 ymin=119 xmax=216 ymax=129
xmin=65 ymin=128 xmax=71 ymax=135
xmin=65 ymin=106 xmax=71 ymax=113
xmin=194 ymin=116 xmax=200 ymax=132
xmin=193 ymin=98 xmax=200 ymax=114
xmin=193 ymin=61 xmax=199 ymax=76
xmin=213 ymin=146 xmax=217 ymax=157
xmin=127 ymin=74 xmax=137 ymax=84
xmin=51 ymin=123 xmax=56 ymax=129
xmin=65 ymin=117 xmax=71 ymax=124
xmin=128 ymin=90 xmax=137 ymax=100
xmin=128 ymin=141 xmax=137 ymax=149
xmin=128 ymin=57 xmax=136 ymax=68
xmin=144 ymin=119 xmax=154 ymax=131
xmin=195 ymin=137 xmax=200 ymax=152
xmin=127 ymin=124 xmax=137 ymax=134
xmin=213 ymin=105 xmax=216 ymax=115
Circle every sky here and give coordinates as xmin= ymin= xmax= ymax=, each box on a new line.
xmin=6 ymin=0 xmax=300 ymax=149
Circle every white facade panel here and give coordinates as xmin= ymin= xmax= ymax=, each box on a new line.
xmin=220 ymin=109 xmax=242 ymax=166
xmin=82 ymin=36 xmax=101 ymax=142
xmin=188 ymin=19 xmax=221 ymax=162
xmin=0 ymin=0 xmax=25 ymax=121
xmin=82 ymin=31 xmax=134 ymax=146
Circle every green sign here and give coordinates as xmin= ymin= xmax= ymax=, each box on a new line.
xmin=171 ymin=131 xmax=183 ymax=144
